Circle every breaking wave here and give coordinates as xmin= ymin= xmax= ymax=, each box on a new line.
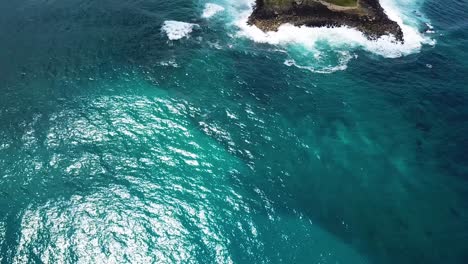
xmin=207 ymin=0 xmax=436 ymax=72
xmin=202 ymin=3 xmax=225 ymax=18
xmin=162 ymin=20 xmax=199 ymax=40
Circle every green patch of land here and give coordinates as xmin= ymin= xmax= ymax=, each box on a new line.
xmin=323 ymin=0 xmax=358 ymax=7
xmin=262 ymin=0 xmax=358 ymax=8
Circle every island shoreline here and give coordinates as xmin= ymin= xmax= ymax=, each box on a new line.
xmin=248 ymin=0 xmax=404 ymax=42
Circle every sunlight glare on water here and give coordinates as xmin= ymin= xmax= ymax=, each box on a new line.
xmin=0 ymin=0 xmax=468 ymax=263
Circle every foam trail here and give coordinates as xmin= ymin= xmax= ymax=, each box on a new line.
xmin=202 ymin=3 xmax=225 ymax=18
xmin=162 ymin=21 xmax=199 ymax=40
xmin=284 ymin=51 xmax=356 ymax=74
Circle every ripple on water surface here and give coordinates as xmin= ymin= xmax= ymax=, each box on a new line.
xmin=1 ymin=78 xmax=368 ymax=263
xmin=1 ymin=0 xmax=468 ymax=263
xmin=7 ymin=89 xmax=245 ymax=262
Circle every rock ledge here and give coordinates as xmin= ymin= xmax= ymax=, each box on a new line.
xmin=248 ymin=0 xmax=404 ymax=41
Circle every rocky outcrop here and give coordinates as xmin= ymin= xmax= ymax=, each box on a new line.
xmin=248 ymin=0 xmax=404 ymax=41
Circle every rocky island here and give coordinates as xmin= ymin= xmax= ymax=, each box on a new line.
xmin=248 ymin=0 xmax=404 ymax=41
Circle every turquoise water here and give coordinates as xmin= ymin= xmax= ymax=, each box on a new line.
xmin=1 ymin=0 xmax=468 ymax=263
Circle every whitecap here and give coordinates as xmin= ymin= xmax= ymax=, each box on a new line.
xmin=202 ymin=3 xmax=225 ymax=18
xmin=162 ymin=20 xmax=199 ymax=40
xmin=159 ymin=59 xmax=179 ymax=67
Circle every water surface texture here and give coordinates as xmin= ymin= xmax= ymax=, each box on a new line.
xmin=1 ymin=0 xmax=468 ymax=263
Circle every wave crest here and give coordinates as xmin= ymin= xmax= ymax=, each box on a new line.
xmin=162 ymin=20 xmax=199 ymax=40
xmin=203 ymin=3 xmax=225 ymax=18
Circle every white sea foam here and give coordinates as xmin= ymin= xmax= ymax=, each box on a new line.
xmin=284 ymin=51 xmax=357 ymax=74
xmin=202 ymin=3 xmax=225 ymax=18
xmin=227 ymin=0 xmax=435 ymax=72
xmin=162 ymin=20 xmax=199 ymax=40
xmin=159 ymin=59 xmax=179 ymax=68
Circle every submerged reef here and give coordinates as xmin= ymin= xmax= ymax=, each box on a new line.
xmin=248 ymin=0 xmax=404 ymax=41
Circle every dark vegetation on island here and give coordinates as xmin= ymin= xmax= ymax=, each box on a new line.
xmin=248 ymin=0 xmax=404 ymax=41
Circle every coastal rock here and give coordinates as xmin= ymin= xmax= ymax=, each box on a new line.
xmin=248 ymin=0 xmax=404 ymax=41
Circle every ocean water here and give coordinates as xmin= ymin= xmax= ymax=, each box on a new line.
xmin=0 ymin=0 xmax=467 ymax=263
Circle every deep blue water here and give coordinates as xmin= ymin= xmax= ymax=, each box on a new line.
xmin=1 ymin=0 xmax=467 ymax=263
